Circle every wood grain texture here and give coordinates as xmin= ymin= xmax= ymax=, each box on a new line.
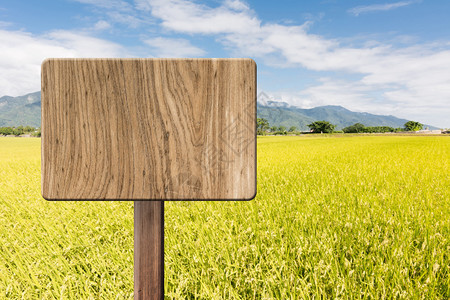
xmin=41 ymin=58 xmax=256 ymax=200
xmin=134 ymin=201 xmax=164 ymax=299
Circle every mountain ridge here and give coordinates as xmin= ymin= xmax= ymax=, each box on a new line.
xmin=0 ymin=91 xmax=439 ymax=130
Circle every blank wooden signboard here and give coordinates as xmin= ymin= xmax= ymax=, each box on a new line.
xmin=41 ymin=58 xmax=256 ymax=200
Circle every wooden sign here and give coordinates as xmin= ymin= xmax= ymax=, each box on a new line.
xmin=41 ymin=58 xmax=256 ymax=299
xmin=41 ymin=58 xmax=256 ymax=200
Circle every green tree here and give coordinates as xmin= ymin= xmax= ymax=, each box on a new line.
xmin=32 ymin=128 xmax=41 ymax=137
xmin=12 ymin=128 xmax=23 ymax=136
xmin=0 ymin=127 xmax=13 ymax=136
xmin=343 ymin=123 xmax=365 ymax=133
xmin=288 ymin=126 xmax=297 ymax=132
xmin=404 ymin=121 xmax=423 ymax=131
xmin=257 ymin=118 xmax=270 ymax=135
xmin=307 ymin=121 xmax=336 ymax=133
xmin=270 ymin=126 xmax=278 ymax=133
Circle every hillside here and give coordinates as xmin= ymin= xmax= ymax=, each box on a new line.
xmin=0 ymin=92 xmax=41 ymax=127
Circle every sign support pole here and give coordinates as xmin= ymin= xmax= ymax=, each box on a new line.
xmin=134 ymin=201 xmax=164 ymax=300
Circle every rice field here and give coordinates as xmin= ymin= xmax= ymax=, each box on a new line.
xmin=0 ymin=135 xmax=449 ymax=299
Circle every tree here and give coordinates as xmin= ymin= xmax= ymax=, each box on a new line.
xmin=288 ymin=126 xmax=297 ymax=132
xmin=343 ymin=123 xmax=365 ymax=133
xmin=307 ymin=121 xmax=336 ymax=133
xmin=12 ymin=128 xmax=23 ymax=136
xmin=270 ymin=126 xmax=278 ymax=133
xmin=0 ymin=127 xmax=13 ymax=136
xmin=257 ymin=118 xmax=270 ymax=135
xmin=274 ymin=126 xmax=286 ymax=135
xmin=404 ymin=121 xmax=423 ymax=131
xmin=32 ymin=128 xmax=41 ymax=137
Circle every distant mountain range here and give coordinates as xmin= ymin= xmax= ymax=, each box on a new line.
xmin=0 ymin=91 xmax=438 ymax=130
xmin=257 ymin=93 xmax=438 ymax=130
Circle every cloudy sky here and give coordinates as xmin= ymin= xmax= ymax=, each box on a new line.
xmin=1 ymin=0 xmax=449 ymax=127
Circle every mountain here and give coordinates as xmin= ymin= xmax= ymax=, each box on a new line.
xmin=0 ymin=91 xmax=438 ymax=130
xmin=0 ymin=92 xmax=41 ymax=127
xmin=257 ymin=94 xmax=438 ymax=131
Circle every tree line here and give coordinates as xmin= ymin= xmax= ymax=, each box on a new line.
xmin=343 ymin=121 xmax=423 ymax=133
xmin=257 ymin=119 xmax=424 ymax=135
xmin=0 ymin=126 xmax=41 ymax=137
xmin=1 ymin=120 xmax=426 ymax=137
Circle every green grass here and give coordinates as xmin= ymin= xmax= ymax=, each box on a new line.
xmin=1 ymin=136 xmax=449 ymax=299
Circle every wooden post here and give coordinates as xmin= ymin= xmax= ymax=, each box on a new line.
xmin=134 ymin=201 xmax=164 ymax=300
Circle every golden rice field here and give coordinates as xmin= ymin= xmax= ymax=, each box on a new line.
xmin=0 ymin=135 xmax=449 ymax=299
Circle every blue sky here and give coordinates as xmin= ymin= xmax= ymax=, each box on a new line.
xmin=1 ymin=0 xmax=449 ymax=127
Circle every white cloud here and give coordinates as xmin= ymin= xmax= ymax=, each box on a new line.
xmin=224 ymin=0 xmax=250 ymax=11
xmin=73 ymin=0 xmax=148 ymax=28
xmin=140 ymin=0 xmax=260 ymax=34
xmin=73 ymin=0 xmax=133 ymax=11
xmin=105 ymin=11 xmax=147 ymax=28
xmin=0 ymin=29 xmax=124 ymax=96
xmin=144 ymin=37 xmax=205 ymax=57
xmin=348 ymin=1 xmax=416 ymax=16
xmin=93 ymin=20 xmax=111 ymax=30
xmin=0 ymin=21 xmax=12 ymax=28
